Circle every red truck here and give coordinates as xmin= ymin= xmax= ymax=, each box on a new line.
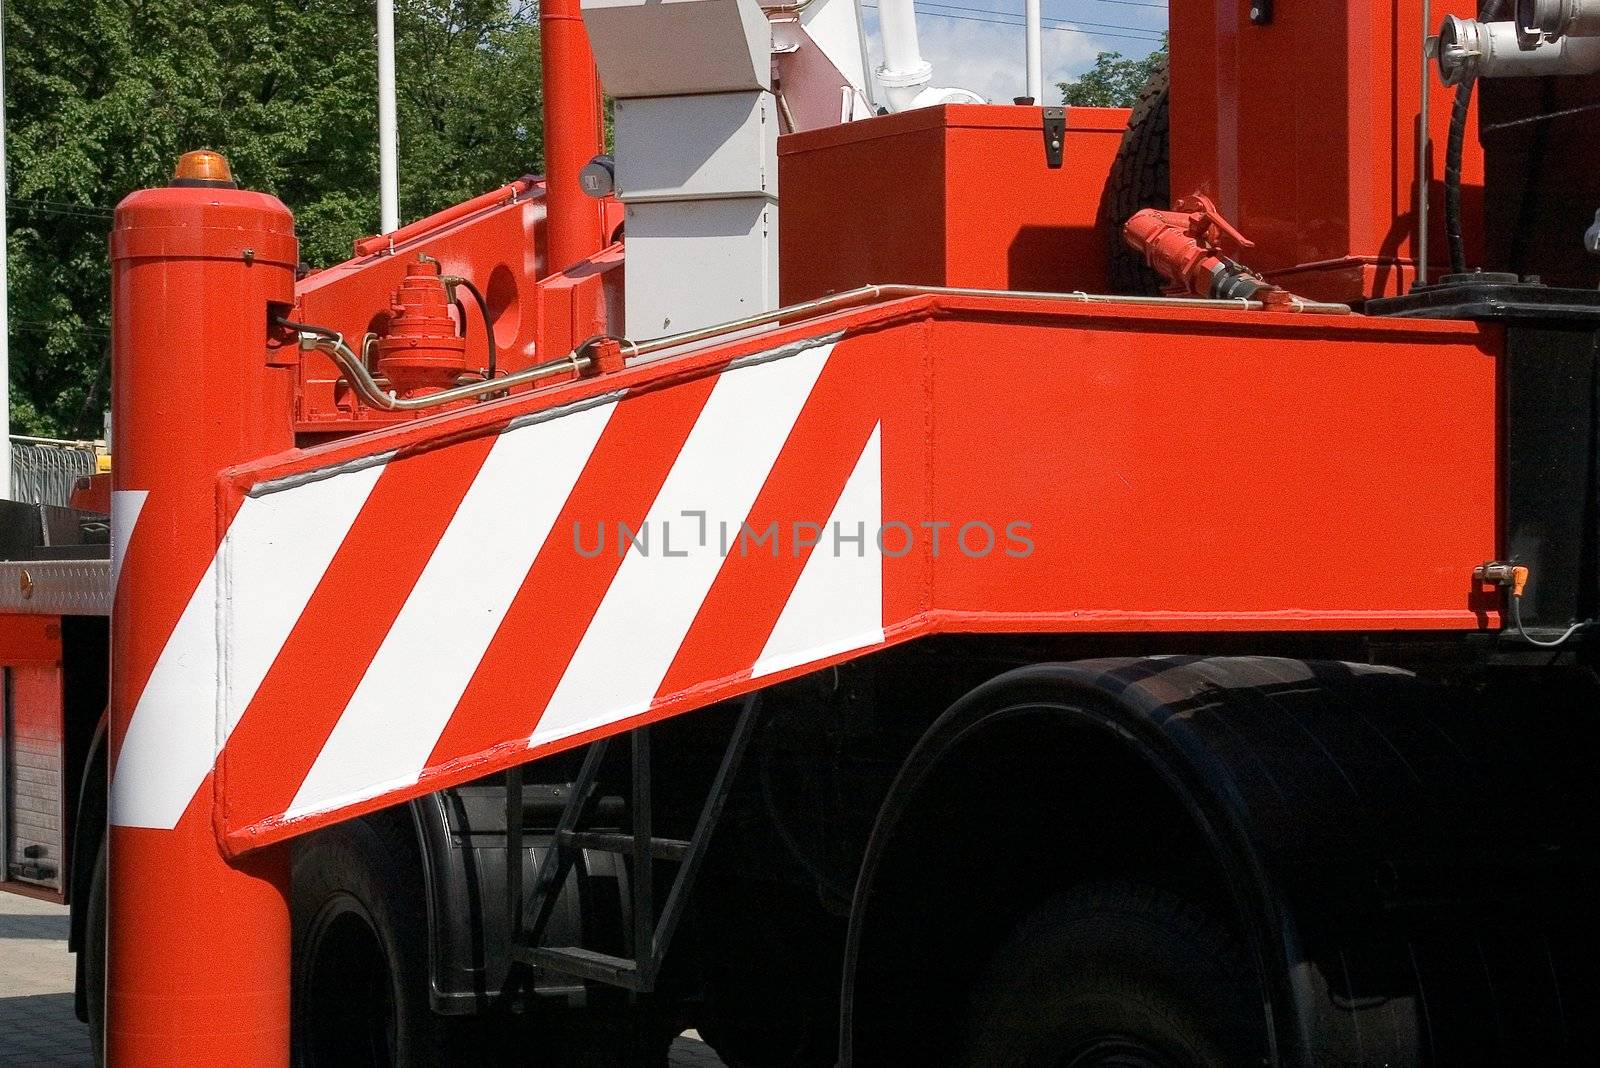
xmin=5 ymin=0 xmax=1600 ymax=1064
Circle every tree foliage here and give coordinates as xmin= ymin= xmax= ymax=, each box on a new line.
xmin=1058 ymin=38 xmax=1167 ymax=109
xmin=5 ymin=0 xmax=543 ymax=436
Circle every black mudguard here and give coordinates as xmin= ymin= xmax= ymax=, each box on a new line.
xmin=847 ymin=656 xmax=1600 ymax=1066
xmin=408 ymin=778 xmax=627 ymax=1014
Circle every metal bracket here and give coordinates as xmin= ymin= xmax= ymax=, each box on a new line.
xmin=506 ymin=695 xmax=761 ymax=993
xmin=1042 ymin=107 xmax=1065 ymax=169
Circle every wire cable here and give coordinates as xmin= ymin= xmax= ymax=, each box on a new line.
xmin=1507 ymin=592 xmax=1590 ymax=648
xmin=443 ymin=275 xmax=498 ymax=379
xmin=863 ymin=3 xmax=1161 ymax=41
xmin=916 ymin=0 xmax=1164 ymax=36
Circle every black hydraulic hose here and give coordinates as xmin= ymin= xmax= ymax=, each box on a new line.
xmin=1446 ymin=0 xmax=1504 ymax=274
xmin=446 ymin=276 xmax=497 ymax=379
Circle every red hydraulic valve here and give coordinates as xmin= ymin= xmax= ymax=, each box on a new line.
xmin=1123 ymin=194 xmax=1301 ymax=308
xmin=375 ymin=257 xmax=471 ymax=397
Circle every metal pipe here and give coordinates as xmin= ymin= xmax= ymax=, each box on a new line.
xmin=377 ymin=0 xmax=399 ymax=235
xmin=1025 ymin=0 xmax=1043 ymax=103
xmin=627 ymin=285 xmax=1349 ymax=362
xmin=293 ymin=327 xmax=591 ymax=412
xmin=541 ymin=0 xmax=606 ymax=273
xmin=1518 ymin=0 xmax=1600 ymax=39
xmin=1439 ymin=15 xmax=1600 ymax=82
xmin=288 ymin=286 xmax=1348 ymax=416
xmin=353 ymin=177 xmax=536 ymax=257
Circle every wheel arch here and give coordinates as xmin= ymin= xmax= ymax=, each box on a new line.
xmin=841 ymin=657 xmax=1297 ymax=1065
xmin=840 ymin=655 xmax=1600 ymax=1067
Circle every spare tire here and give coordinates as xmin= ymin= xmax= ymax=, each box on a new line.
xmin=1099 ymin=56 xmax=1171 ymax=297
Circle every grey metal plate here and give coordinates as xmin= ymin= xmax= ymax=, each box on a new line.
xmin=0 ymin=560 xmax=111 ymax=616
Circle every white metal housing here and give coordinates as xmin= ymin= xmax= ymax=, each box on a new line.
xmin=583 ymin=0 xmax=780 ymax=339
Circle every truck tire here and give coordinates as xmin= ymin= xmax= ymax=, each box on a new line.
xmin=1100 ymin=57 xmax=1170 ymax=297
xmin=85 ymin=840 xmax=107 ymax=1066
xmin=957 ymin=881 xmax=1265 ymax=1067
xmin=292 ymin=816 xmax=449 ymax=1068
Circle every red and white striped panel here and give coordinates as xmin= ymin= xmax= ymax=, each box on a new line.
xmin=108 ymin=302 xmax=1504 ymax=847
xmin=111 ymin=339 xmax=886 ymax=841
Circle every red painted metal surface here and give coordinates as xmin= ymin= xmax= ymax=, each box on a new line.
xmin=70 ymin=472 xmax=111 ymax=515
xmin=0 ymin=615 xmax=66 ymax=902
xmin=352 ymin=177 xmax=535 ymax=258
xmin=290 ymin=187 xmax=621 ymax=439
xmin=1167 ymin=0 xmax=1486 ymax=302
xmin=1123 ymin=194 xmax=1257 ymax=297
xmin=540 ymin=0 xmax=606 ymax=274
xmin=294 ymin=181 xmax=547 ymax=436
xmin=163 ymin=294 xmax=1503 ymax=854
xmin=108 ymin=180 xmax=298 ymax=1063
xmin=779 ymin=105 xmax=1130 ymax=303
xmin=373 ymin=258 xmax=471 ymax=397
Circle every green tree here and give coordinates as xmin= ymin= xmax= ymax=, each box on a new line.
xmin=1058 ymin=38 xmax=1167 ymax=108
xmin=4 ymin=0 xmax=543 ymax=437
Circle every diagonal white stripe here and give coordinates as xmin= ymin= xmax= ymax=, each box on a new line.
xmin=110 ymin=464 xmax=385 ymax=829
xmin=109 ymin=489 xmax=148 ymax=597
xmin=531 ymin=343 xmax=834 ymax=749
xmin=285 ymin=401 xmax=618 ymax=820
xmin=753 ymin=422 xmax=883 ymax=679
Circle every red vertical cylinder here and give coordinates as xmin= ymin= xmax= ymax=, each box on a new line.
xmin=107 ymin=162 xmax=299 ymax=1064
xmin=541 ymin=0 xmax=607 ymax=273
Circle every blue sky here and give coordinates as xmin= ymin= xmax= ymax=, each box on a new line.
xmin=859 ymin=0 xmax=1166 ymax=104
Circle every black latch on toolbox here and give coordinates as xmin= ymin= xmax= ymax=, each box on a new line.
xmin=1043 ymin=107 xmax=1065 ymax=169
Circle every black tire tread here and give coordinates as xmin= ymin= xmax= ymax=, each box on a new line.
xmin=1099 ymin=56 xmax=1172 ymax=297
xmin=959 ymin=879 xmax=1262 ymax=1068
xmin=292 ymin=814 xmax=451 ymax=1068
xmin=85 ymin=841 xmax=107 ymax=1067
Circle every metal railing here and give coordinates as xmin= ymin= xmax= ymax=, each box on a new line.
xmin=10 ymin=436 xmax=100 ymax=507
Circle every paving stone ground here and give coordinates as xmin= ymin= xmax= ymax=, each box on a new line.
xmin=0 ymin=893 xmax=724 ymax=1066
xmin=0 ymin=893 xmax=88 ymax=1067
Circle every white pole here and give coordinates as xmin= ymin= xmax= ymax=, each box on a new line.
xmin=876 ymin=0 xmax=934 ymax=111
xmin=0 ymin=10 xmax=12 ymax=500
xmin=1025 ymin=0 xmax=1043 ymax=103
xmin=377 ymin=0 xmax=399 ymax=235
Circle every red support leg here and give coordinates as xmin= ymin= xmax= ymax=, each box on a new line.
xmin=107 ymin=154 xmax=300 ymax=1064
xmin=541 ymin=0 xmax=607 ymax=273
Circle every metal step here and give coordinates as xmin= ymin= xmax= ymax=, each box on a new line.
xmin=558 ymin=829 xmax=689 ymax=861
xmin=524 ymin=945 xmax=642 ymax=988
